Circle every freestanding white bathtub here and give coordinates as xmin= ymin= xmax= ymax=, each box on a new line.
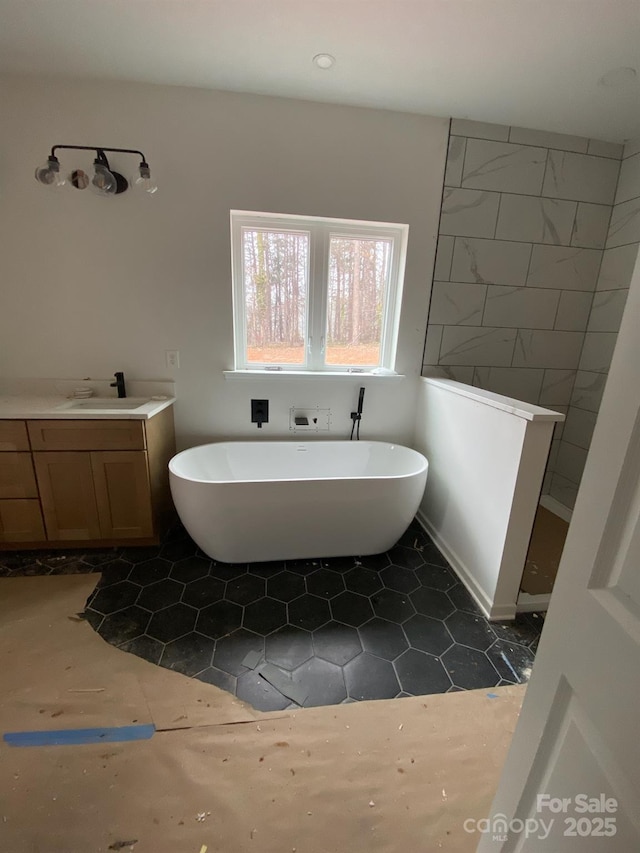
xmin=169 ymin=441 xmax=428 ymax=563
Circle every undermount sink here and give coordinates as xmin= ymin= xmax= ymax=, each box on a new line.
xmin=57 ymin=398 xmax=150 ymax=410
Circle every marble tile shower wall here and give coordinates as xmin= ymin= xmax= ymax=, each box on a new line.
xmin=553 ymin=139 xmax=640 ymax=509
xmin=423 ymin=118 xmax=625 ymax=509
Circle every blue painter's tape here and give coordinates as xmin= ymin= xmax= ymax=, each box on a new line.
xmin=3 ymin=724 xmax=155 ymax=747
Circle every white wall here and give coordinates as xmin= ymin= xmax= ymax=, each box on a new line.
xmin=414 ymin=378 xmax=560 ymax=620
xmin=0 ymin=74 xmax=448 ymax=448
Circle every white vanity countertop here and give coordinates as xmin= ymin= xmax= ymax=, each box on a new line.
xmin=0 ymin=395 xmax=175 ymax=421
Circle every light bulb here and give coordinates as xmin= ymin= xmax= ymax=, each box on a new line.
xmin=90 ymin=160 xmax=117 ymax=195
xmin=131 ymin=161 xmax=158 ymax=194
xmin=34 ymin=156 xmax=66 ymax=190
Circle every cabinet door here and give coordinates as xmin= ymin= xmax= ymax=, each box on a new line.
xmin=33 ymin=452 xmax=101 ymax=540
xmin=91 ymin=451 xmax=153 ymax=539
xmin=0 ymin=420 xmax=30 ymax=451
xmin=0 ymin=500 xmax=45 ymax=542
xmin=0 ymin=453 xmax=38 ymax=498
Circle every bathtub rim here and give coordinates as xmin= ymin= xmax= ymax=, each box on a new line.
xmin=169 ymin=439 xmax=428 ymax=486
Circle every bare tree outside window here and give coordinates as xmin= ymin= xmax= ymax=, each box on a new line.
xmin=326 ymin=236 xmax=391 ymax=366
xmin=242 ymin=228 xmax=309 ymax=365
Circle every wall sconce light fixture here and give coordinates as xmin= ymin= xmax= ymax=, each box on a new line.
xmin=35 ymin=145 xmax=157 ymax=196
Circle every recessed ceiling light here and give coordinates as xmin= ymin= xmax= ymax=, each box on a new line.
xmin=598 ymin=66 xmax=637 ymax=88
xmin=313 ymin=54 xmax=335 ymax=70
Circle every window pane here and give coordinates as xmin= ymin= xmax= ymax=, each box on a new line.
xmin=325 ymin=236 xmax=392 ymax=366
xmin=242 ymin=228 xmax=309 ymax=365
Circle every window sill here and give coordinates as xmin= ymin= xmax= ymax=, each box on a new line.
xmin=223 ymin=370 xmax=405 ymax=382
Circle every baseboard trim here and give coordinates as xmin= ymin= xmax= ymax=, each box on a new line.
xmin=517 ymin=591 xmax=551 ymax=613
xmin=414 ymin=510 xmax=516 ymax=621
xmin=539 ymin=494 xmax=573 ymax=523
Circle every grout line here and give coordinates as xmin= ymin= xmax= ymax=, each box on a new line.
xmin=442 ymin=184 xmax=615 ymax=207
xmin=452 ymin=132 xmax=621 ymax=162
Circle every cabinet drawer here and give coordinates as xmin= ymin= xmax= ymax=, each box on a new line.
xmin=0 ymin=453 xmax=38 ymax=498
xmin=0 ymin=420 xmax=30 ymax=452
xmin=28 ymin=420 xmax=146 ymax=451
xmin=0 ymin=499 xmax=45 ymax=542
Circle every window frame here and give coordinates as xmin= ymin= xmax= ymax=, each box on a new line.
xmin=230 ymin=210 xmax=408 ymax=374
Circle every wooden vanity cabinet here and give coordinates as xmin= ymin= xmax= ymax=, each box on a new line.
xmin=0 ymin=421 xmax=45 ymax=542
xmin=0 ymin=406 xmax=175 ymax=549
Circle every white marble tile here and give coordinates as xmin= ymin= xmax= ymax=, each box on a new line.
xmin=571 ymin=370 xmax=608 ymax=412
xmin=483 ymin=285 xmax=559 ymax=329
xmin=438 ymin=326 xmax=517 ymax=366
xmin=450 ymin=237 xmax=532 ymax=285
xmin=509 ymin=127 xmax=588 ymax=153
xmin=549 ymin=473 xmax=579 ymax=510
xmin=450 ymin=119 xmax=510 ymax=141
xmin=614 ymin=153 xmax=640 ymax=204
xmin=562 ymin=407 xmax=598 ymax=451
xmin=444 ymin=136 xmax=466 ymax=188
xmin=597 ymin=243 xmax=639 ymax=290
xmin=440 ymin=188 xmax=500 ymax=238
xmin=496 ymin=194 xmax=576 ymax=244
xmin=429 ymin=281 xmax=486 ymax=326
xmin=587 ymin=139 xmax=625 ymax=159
xmin=423 ymin=324 xmax=443 ymax=365
xmin=540 ymin=369 xmax=577 ymax=406
xmin=554 ymin=291 xmax=593 ymax=331
xmin=607 ymin=197 xmax=640 ymax=248
xmin=624 ymin=138 xmax=640 ymax=159
xmin=547 ymin=438 xmax=561 ymax=472
xmin=433 ymin=236 xmax=455 ymax=281
xmin=422 ymin=365 xmax=476 ymax=384
xmin=553 ymin=406 xmax=568 ymax=440
xmin=473 ymin=366 xmax=544 ymax=404
xmin=542 ymin=150 xmax=620 ymax=204
xmin=587 ymin=289 xmax=629 ymax=332
xmin=555 ymin=440 xmax=588 ymax=485
xmin=571 ymin=203 xmax=611 ymax=249
xmin=461 ymin=139 xmax=546 ymax=195
xmin=512 ymin=330 xmax=584 ymax=369
xmin=527 ymin=246 xmax=602 ymax=291
xmin=578 ymin=332 xmax=618 ymax=373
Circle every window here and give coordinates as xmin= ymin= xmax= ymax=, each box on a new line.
xmin=230 ymin=211 xmax=408 ymax=373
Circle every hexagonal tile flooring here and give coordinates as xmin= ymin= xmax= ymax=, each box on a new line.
xmin=0 ymin=519 xmax=544 ymax=711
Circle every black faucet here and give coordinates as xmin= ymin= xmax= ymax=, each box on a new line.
xmin=110 ymin=371 xmax=127 ymax=398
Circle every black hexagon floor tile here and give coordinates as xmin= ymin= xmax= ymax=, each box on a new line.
xmin=358 ymin=617 xmax=408 ymax=661
xmin=182 ymin=575 xmax=226 ymax=609
xmin=4 ymin=517 xmax=545 ymax=711
xmin=441 ymin=644 xmax=501 ymax=690
xmin=403 ymin=614 xmax=453 ymax=656
xmin=197 ymin=600 xmax=243 ymax=639
xmin=445 ymin=609 xmax=496 ymax=651
xmin=265 ymin=626 xmax=313 ymax=671
xmin=344 ymin=652 xmax=400 ymax=701
xmin=160 ymin=632 xmax=216 ymax=676
xmin=267 ymin=570 xmax=306 ymax=602
xmin=313 ymin=621 xmax=363 ymax=666
xmin=394 ymin=648 xmax=451 ymax=695
xmin=330 ymin=590 xmax=374 ymax=627
xmin=213 ymin=628 xmax=264 ymax=676
xmin=147 ymin=602 xmax=198 ymax=643
xmin=289 ymin=593 xmax=331 ymax=631
xmin=305 ymin=568 xmax=345 ymax=599
xmin=226 ymin=574 xmax=266 ymax=605
xmin=291 ymin=657 xmax=347 ymax=707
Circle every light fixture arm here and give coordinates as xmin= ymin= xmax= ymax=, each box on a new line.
xmin=50 ymin=144 xmax=148 ymax=164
